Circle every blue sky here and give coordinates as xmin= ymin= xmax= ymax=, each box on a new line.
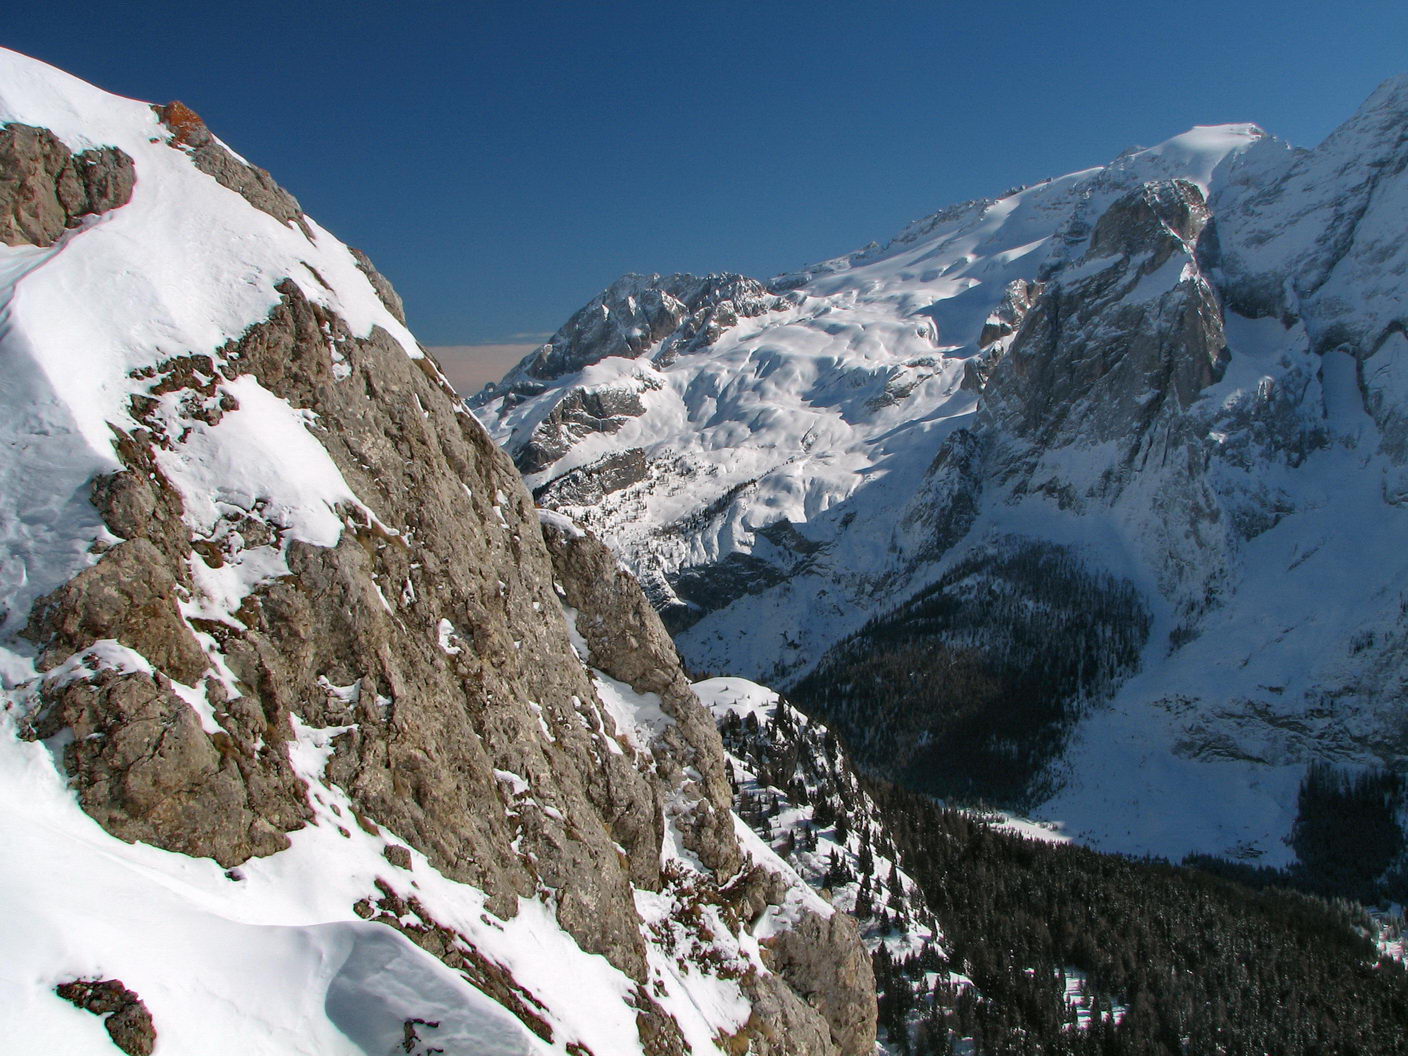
xmin=7 ymin=2 xmax=1408 ymax=349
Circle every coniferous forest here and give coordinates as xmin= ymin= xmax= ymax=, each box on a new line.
xmin=867 ymin=779 xmax=1408 ymax=1056
xmin=792 ymin=540 xmax=1148 ymax=807
xmin=719 ymin=688 xmax=1408 ymax=1055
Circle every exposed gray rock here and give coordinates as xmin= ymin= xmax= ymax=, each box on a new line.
xmin=153 ymin=101 xmax=312 ymax=239
xmin=976 ymin=277 xmax=1043 ymax=351
xmin=55 ymin=979 xmax=157 ymax=1056
xmin=25 ymin=278 xmax=662 ymax=979
xmin=481 ymin=268 xmax=788 ymax=478
xmin=982 ymin=180 xmax=1227 ymax=453
xmin=1206 ymin=75 xmax=1408 ymax=356
xmin=1206 ymin=74 xmax=1408 ymax=475
xmin=474 ymin=271 xmax=787 ymax=478
xmin=731 ymin=981 xmax=835 ymax=1056
xmin=23 ymin=251 xmax=864 ymax=1054
xmin=896 ymin=427 xmax=985 ymax=565
xmin=516 ymin=381 xmax=658 ymax=474
xmin=481 ymin=79 xmax=1408 ymax=877
xmin=0 ymin=122 xmax=134 ymax=246
xmin=542 ymin=519 xmax=739 ymax=876
xmin=7 ymin=100 xmax=871 ymax=1051
xmin=350 ymin=244 xmax=408 ymax=325
xmin=480 ymin=273 xmax=782 ymax=400
xmin=542 ymin=520 xmax=876 ymax=1055
xmin=29 ymin=538 xmax=210 ymax=684
xmin=534 ymin=447 xmax=650 ymax=507
xmin=763 ymin=909 xmax=875 ymax=1056
xmin=656 ymin=520 xmax=828 ymax=624
xmin=30 ymin=664 xmax=303 ymax=864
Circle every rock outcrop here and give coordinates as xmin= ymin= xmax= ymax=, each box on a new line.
xmin=153 ymin=100 xmax=312 ymax=238
xmin=476 ymin=272 xmax=788 ymax=476
xmin=19 ymin=277 xmax=871 ymax=1050
xmin=764 ymin=911 xmax=877 ymax=1056
xmin=55 ymin=979 xmax=157 ymax=1056
xmin=486 ymin=272 xmax=784 ymax=397
xmin=0 ymin=122 xmax=134 ymax=245
xmin=543 ymin=521 xmax=877 ymax=1054
xmin=25 ymin=258 xmax=666 ymax=971
xmin=983 ymin=179 xmax=1228 ymax=450
xmin=0 ymin=48 xmax=871 ymax=1056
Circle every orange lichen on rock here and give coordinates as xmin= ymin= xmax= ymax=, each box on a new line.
xmin=153 ymin=101 xmax=206 ymax=146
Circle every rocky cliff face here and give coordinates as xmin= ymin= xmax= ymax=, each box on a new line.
xmin=0 ymin=48 xmax=871 ymax=1056
xmin=477 ymin=83 xmax=1408 ymax=874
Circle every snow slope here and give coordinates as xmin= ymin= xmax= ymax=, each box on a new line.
xmin=4 ymin=697 xmax=584 ymax=1056
xmin=0 ymin=47 xmax=418 ymax=678
xmin=2 ymin=652 xmax=793 ymax=1055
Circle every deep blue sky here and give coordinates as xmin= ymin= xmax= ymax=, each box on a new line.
xmin=7 ymin=2 xmax=1408 ymax=346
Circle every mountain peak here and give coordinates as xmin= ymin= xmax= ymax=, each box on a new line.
xmin=0 ymin=47 xmax=876 ymax=1056
xmin=1106 ymin=122 xmax=1266 ymax=192
xmin=1362 ymin=70 xmax=1408 ymax=110
xmin=482 ymin=74 xmax=1408 ymax=876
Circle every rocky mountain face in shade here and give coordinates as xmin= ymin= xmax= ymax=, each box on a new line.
xmin=476 ymin=77 xmax=1408 ymax=875
xmin=0 ymin=48 xmax=873 ymax=1056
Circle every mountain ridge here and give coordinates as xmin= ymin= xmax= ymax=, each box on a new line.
xmin=0 ymin=47 xmax=876 ymax=1055
xmin=475 ymin=78 xmax=1408 ymax=874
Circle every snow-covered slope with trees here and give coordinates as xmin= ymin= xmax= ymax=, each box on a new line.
xmin=699 ymin=676 xmax=952 ymax=1053
xmin=475 ymin=78 xmax=1408 ymax=874
xmin=0 ymin=48 xmax=874 ymax=1055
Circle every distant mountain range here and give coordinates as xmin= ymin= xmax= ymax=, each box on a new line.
xmin=475 ymin=76 xmax=1408 ymax=875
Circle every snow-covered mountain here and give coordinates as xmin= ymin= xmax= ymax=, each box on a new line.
xmin=0 ymin=49 xmax=879 ymax=1055
xmin=474 ymin=78 xmax=1408 ymax=872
